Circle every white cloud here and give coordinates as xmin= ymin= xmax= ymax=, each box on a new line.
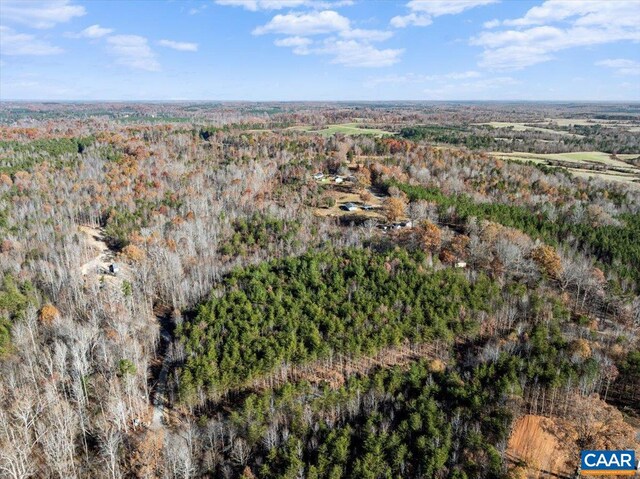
xmin=391 ymin=0 xmax=498 ymax=28
xmin=106 ymin=35 xmax=160 ymax=71
xmin=67 ymin=24 xmax=113 ymax=39
xmin=274 ymin=36 xmax=312 ymax=54
xmin=317 ymin=39 xmax=402 ymax=67
xmin=216 ymin=0 xmax=353 ymax=11
xmin=0 ymin=26 xmax=63 ymax=55
xmin=408 ymin=0 xmax=498 ymax=16
xmin=483 ymin=19 xmax=500 ymax=29
xmin=473 ymin=1 xmax=640 ymax=69
xmin=391 ymin=13 xmax=432 ymax=28
xmin=158 ymin=39 xmax=199 ymax=51
xmin=596 ymin=58 xmax=640 ymax=76
xmin=254 ymin=10 xmax=391 ymax=40
xmin=274 ymin=36 xmax=312 ymax=47
xmin=339 ymin=28 xmax=393 ymax=42
xmin=253 ymin=10 xmax=350 ymax=35
xmin=188 ymin=4 xmax=208 ymax=15
xmin=0 ymin=0 xmax=86 ymax=29
xmin=253 ymin=9 xmax=397 ymax=67
xmin=275 ymin=36 xmax=401 ymax=66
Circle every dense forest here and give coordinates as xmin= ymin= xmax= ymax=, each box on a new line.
xmin=0 ymin=102 xmax=638 ymax=479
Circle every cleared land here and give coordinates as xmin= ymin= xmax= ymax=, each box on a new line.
xmin=544 ymin=118 xmax=640 ymax=131
xmin=288 ymin=122 xmax=393 ymax=137
xmin=314 ymin=185 xmax=386 ymax=221
xmin=491 ymin=151 xmax=640 ymax=187
xmin=480 ymin=121 xmax=582 ymax=137
xmin=506 ymin=396 xmax=640 ymax=478
xmin=483 ymin=118 xmax=640 ymax=135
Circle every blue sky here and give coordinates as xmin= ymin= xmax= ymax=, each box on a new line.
xmin=0 ymin=0 xmax=639 ymax=101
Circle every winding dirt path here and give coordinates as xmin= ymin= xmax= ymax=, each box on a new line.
xmin=78 ymin=225 xmax=114 ymax=276
xmin=78 ymin=225 xmax=170 ymax=431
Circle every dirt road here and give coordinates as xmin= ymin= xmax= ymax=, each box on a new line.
xmin=79 ymin=225 xmax=114 ymax=276
xmin=77 ymin=225 xmax=169 ymax=430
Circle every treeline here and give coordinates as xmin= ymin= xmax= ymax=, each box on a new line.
xmin=0 ymin=275 xmax=38 ymax=356
xmin=398 ymin=124 xmax=640 ymax=155
xmin=399 ymin=125 xmax=496 ymax=150
xmin=0 ymin=136 xmax=94 ymax=173
xmin=176 ymin=247 xmax=499 ymax=399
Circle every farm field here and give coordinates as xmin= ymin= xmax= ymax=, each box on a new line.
xmin=287 ymin=122 xmax=393 ymax=136
xmin=479 ymin=121 xmax=583 ymax=137
xmin=544 ymin=118 xmax=640 ymax=131
xmin=491 ymin=151 xmax=640 ymax=186
xmin=483 ymin=119 xmax=640 ymax=135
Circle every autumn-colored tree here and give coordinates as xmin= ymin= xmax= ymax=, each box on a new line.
xmin=530 ymin=245 xmax=562 ymax=279
xmin=384 ymin=197 xmax=406 ymax=222
xmin=241 ymin=466 xmax=257 ymax=479
xmin=429 ymin=359 xmax=446 ymax=373
xmin=0 ymin=240 xmax=14 ymax=253
xmin=122 ymin=244 xmax=145 ymax=262
xmin=439 ymin=249 xmax=456 ymax=265
xmin=39 ymin=304 xmax=60 ymax=324
xmin=0 ymin=174 xmax=12 ymax=186
xmin=592 ymin=267 xmax=606 ymax=285
xmin=129 ymin=430 xmax=164 ymax=479
xmin=418 ymin=221 xmax=441 ymax=252
xmin=450 ymin=234 xmax=470 ymax=260
xmin=570 ymin=339 xmax=592 ymax=360
xmin=354 ymin=167 xmax=372 ymax=189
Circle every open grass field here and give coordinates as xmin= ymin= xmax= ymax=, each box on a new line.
xmin=491 ymin=151 xmax=640 ymax=187
xmin=288 ymin=122 xmax=394 ymax=137
xmin=544 ymin=118 xmax=640 ymax=131
xmin=479 ymin=121 xmax=582 ymax=137
xmin=493 ymin=151 xmax=634 ymax=167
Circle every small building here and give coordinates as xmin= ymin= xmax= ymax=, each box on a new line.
xmin=334 ymin=176 xmax=344 ymax=184
xmin=313 ymin=172 xmax=324 ymax=180
xmin=455 ymin=262 xmax=467 ymax=268
xmin=109 ymin=263 xmax=120 ymax=275
xmin=340 ymin=202 xmax=358 ymax=212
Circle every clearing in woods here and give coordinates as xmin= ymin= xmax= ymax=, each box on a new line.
xmin=507 ymin=415 xmax=575 ymax=478
xmin=79 ymin=225 xmax=115 ymax=277
xmin=543 ymin=118 xmax=640 ymax=132
xmin=287 ymin=122 xmax=393 ymax=137
xmin=491 ymin=151 xmax=640 ymax=187
xmin=78 ymin=225 xmax=169 ymax=431
xmin=506 ymin=395 xmax=640 ymax=478
xmin=479 ymin=121 xmax=583 ymax=137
